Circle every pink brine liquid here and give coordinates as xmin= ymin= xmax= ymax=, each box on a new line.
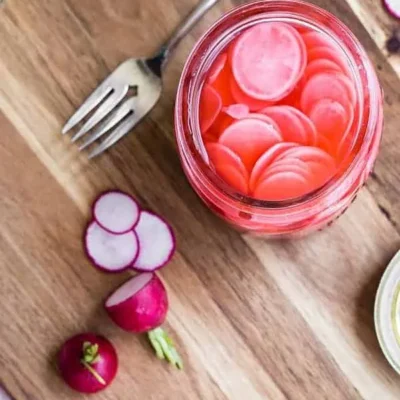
xmin=199 ymin=21 xmax=357 ymax=201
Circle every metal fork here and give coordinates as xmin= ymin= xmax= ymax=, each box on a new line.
xmin=62 ymin=0 xmax=219 ymax=158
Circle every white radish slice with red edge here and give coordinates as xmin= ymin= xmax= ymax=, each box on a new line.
xmin=133 ymin=211 xmax=176 ymax=272
xmin=85 ymin=221 xmax=139 ymax=272
xmin=383 ymin=0 xmax=400 ymax=19
xmin=93 ymin=191 xmax=140 ymax=234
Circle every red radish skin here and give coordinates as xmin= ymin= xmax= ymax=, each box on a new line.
xmin=58 ymin=333 xmax=118 ymax=394
xmin=105 ymin=273 xmax=168 ymax=333
xmin=132 ymin=211 xmax=176 ymax=272
xmin=383 ymin=0 xmax=400 ymax=19
xmin=85 ymin=221 xmax=139 ymax=273
xmin=93 ymin=190 xmax=140 ymax=234
xmin=231 ymin=22 xmax=305 ymax=101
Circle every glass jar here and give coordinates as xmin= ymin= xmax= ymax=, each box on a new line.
xmin=174 ymin=0 xmax=383 ymax=238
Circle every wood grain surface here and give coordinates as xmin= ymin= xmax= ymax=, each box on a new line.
xmin=1 ymin=0 xmax=400 ymax=399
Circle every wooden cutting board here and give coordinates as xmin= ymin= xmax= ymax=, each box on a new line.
xmin=1 ymin=0 xmax=400 ymax=399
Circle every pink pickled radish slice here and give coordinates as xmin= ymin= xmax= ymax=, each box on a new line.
xmin=210 ymin=64 xmax=234 ymax=106
xmin=308 ymin=46 xmax=350 ymax=75
xmin=260 ymin=158 xmax=312 ymax=182
xmin=304 ymin=59 xmax=343 ymax=80
xmin=277 ymin=146 xmax=336 ymax=169
xmin=202 ymin=131 xmax=218 ymax=143
xmin=207 ymin=112 xmax=234 ymax=139
xmin=249 ymin=142 xmax=299 ymax=192
xmin=307 ymin=160 xmax=336 ymax=187
xmin=231 ymin=22 xmax=305 ymax=101
xmin=309 ymin=99 xmax=353 ymax=140
xmin=247 ymin=113 xmax=281 ymax=134
xmin=277 ymin=81 xmax=304 ymax=108
xmin=206 ymin=142 xmax=248 ymax=179
xmin=302 ymin=31 xmax=338 ymax=50
xmin=200 ymin=84 xmax=222 ymax=133
xmin=318 ymin=134 xmax=335 ymax=155
xmin=333 ymin=73 xmax=357 ymax=106
xmin=85 ymin=221 xmax=139 ymax=272
xmin=383 ymin=0 xmax=400 ymax=19
xmin=260 ymin=106 xmax=308 ymax=144
xmin=254 ymin=172 xmax=310 ymax=201
xmin=224 ymin=104 xmax=250 ymax=119
xmin=285 ymin=106 xmax=318 ymax=146
xmin=214 ymin=164 xmax=248 ymax=194
xmin=300 ymin=72 xmax=354 ymax=114
xmin=230 ymin=76 xmax=274 ymax=111
xmin=93 ymin=191 xmax=140 ymax=234
xmin=207 ymin=53 xmax=228 ymax=84
xmin=133 ymin=211 xmax=176 ymax=272
xmin=219 ymin=118 xmax=282 ymax=171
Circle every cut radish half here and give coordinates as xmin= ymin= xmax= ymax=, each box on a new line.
xmin=133 ymin=211 xmax=176 ymax=272
xmin=231 ymin=22 xmax=305 ymax=101
xmin=93 ymin=191 xmax=140 ymax=234
xmin=219 ymin=118 xmax=282 ymax=171
xmin=383 ymin=0 xmax=400 ymax=19
xmin=249 ymin=142 xmax=299 ymax=192
xmin=200 ymin=84 xmax=222 ymax=133
xmin=105 ymin=273 xmax=168 ymax=333
xmin=85 ymin=221 xmax=139 ymax=272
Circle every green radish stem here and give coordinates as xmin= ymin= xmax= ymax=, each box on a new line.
xmin=81 ymin=342 xmax=106 ymax=385
xmin=147 ymin=328 xmax=183 ymax=370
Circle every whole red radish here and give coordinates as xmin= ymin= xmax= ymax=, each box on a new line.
xmin=58 ymin=333 xmax=118 ymax=393
xmin=105 ymin=273 xmax=183 ymax=369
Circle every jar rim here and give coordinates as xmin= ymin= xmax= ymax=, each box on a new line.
xmin=175 ymin=0 xmax=382 ymax=212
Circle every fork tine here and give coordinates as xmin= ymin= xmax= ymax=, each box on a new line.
xmin=71 ymin=86 xmax=128 ymax=142
xmin=79 ymin=97 xmax=135 ymax=151
xmin=62 ymin=82 xmax=113 ymax=134
xmin=88 ymin=101 xmax=144 ymax=158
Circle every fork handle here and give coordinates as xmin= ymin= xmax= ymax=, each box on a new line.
xmin=149 ymin=0 xmax=219 ymax=73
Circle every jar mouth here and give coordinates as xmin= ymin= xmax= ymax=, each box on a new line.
xmin=175 ymin=0 xmax=381 ymax=210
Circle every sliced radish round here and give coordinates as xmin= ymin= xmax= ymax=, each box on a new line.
xmin=260 ymin=106 xmax=308 ymax=144
xmin=300 ymin=72 xmax=354 ymax=114
xmin=309 ymin=99 xmax=353 ymax=140
xmin=231 ymin=22 xmax=305 ymax=101
xmin=260 ymin=158 xmax=311 ymax=182
xmin=383 ymin=0 xmax=400 ymax=19
xmin=223 ymin=104 xmax=250 ymax=119
xmin=210 ymin=62 xmax=235 ymax=106
xmin=85 ymin=221 xmax=139 ymax=272
xmin=207 ymin=52 xmax=228 ymax=84
xmin=307 ymin=46 xmax=350 ymax=75
xmin=206 ymin=142 xmax=248 ymax=179
xmin=219 ymin=118 xmax=282 ymax=171
xmin=93 ymin=191 xmax=140 ymax=234
xmin=284 ymin=107 xmax=318 ymax=146
xmin=214 ymin=164 xmax=248 ymax=194
xmin=105 ymin=273 xmax=168 ymax=333
xmin=230 ymin=76 xmax=274 ymax=111
xmin=302 ymin=31 xmax=338 ymax=51
xmin=247 ymin=114 xmax=281 ymax=134
xmin=277 ymin=146 xmax=336 ymax=169
xmin=249 ymin=142 xmax=299 ymax=192
xmin=304 ymin=59 xmax=342 ymax=80
xmin=253 ymin=171 xmax=310 ymax=201
xmin=133 ymin=211 xmax=176 ymax=272
xmin=200 ymin=84 xmax=222 ymax=133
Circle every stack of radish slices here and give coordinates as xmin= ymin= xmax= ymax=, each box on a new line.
xmin=81 ymin=191 xmax=181 ymax=377
xmin=86 ymin=191 xmax=175 ymax=273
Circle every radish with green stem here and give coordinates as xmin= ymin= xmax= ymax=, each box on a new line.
xmin=105 ymin=273 xmax=183 ymax=369
xmin=58 ymin=333 xmax=118 ymax=393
